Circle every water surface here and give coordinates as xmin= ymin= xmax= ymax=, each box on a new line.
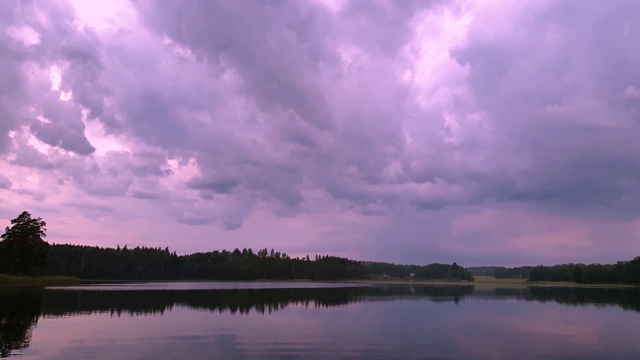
xmin=2 ymin=282 xmax=640 ymax=359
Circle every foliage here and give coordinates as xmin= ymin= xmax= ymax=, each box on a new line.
xmin=470 ymin=258 xmax=640 ymax=285
xmin=529 ymin=258 xmax=640 ymax=284
xmin=468 ymin=266 xmax=533 ymax=279
xmin=362 ymin=261 xmax=474 ymax=281
xmin=469 ymin=257 xmax=640 ymax=284
xmin=493 ymin=266 xmax=533 ymax=279
xmin=49 ymin=245 xmax=367 ymax=281
xmin=0 ymin=212 xmax=50 ymax=276
xmin=49 ymin=244 xmax=180 ymax=280
xmin=49 ymin=244 xmax=476 ymax=281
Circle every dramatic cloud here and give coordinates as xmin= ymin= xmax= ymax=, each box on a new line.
xmin=0 ymin=0 xmax=639 ymax=265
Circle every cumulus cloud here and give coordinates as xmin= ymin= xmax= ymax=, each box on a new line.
xmin=0 ymin=0 xmax=639 ymax=264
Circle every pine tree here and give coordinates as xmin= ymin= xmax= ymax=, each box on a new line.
xmin=0 ymin=211 xmax=50 ymax=275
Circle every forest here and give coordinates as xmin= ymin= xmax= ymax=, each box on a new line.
xmin=362 ymin=261 xmax=474 ymax=281
xmin=469 ymin=266 xmax=533 ymax=279
xmin=47 ymin=244 xmax=473 ymax=281
xmin=49 ymin=245 xmax=368 ymax=281
xmin=469 ymin=259 xmax=640 ymax=284
xmin=0 ymin=211 xmax=475 ymax=282
xmin=4 ymin=211 xmax=637 ymax=284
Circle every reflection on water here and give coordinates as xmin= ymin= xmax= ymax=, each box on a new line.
xmin=41 ymin=284 xmax=476 ymax=317
xmin=0 ymin=288 xmax=43 ymax=358
xmin=474 ymin=286 xmax=640 ymax=312
xmin=1 ymin=283 xmax=640 ymax=359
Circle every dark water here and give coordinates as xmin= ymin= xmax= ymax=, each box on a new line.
xmin=2 ymin=282 xmax=640 ymax=359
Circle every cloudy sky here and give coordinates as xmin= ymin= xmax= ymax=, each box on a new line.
xmin=1 ymin=0 xmax=639 ymax=266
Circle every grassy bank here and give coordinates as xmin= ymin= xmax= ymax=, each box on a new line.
xmin=0 ymin=274 xmax=80 ymax=287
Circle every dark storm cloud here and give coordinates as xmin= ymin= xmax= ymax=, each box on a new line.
xmin=125 ymin=93 xmax=188 ymax=148
xmin=187 ymin=177 xmax=239 ymax=195
xmin=64 ymin=153 xmax=137 ymax=197
xmin=122 ymin=0 xmax=438 ymax=218
xmin=2 ymin=0 xmax=640 ymax=264
xmin=133 ymin=1 xmax=337 ymax=130
xmin=116 ymin=0 xmax=640 ymax=224
xmin=118 ymin=151 xmax=172 ymax=178
xmin=0 ymin=0 xmax=104 ymax=158
xmin=448 ymin=0 xmax=640 ymax=215
xmin=30 ymin=121 xmax=95 ymax=155
xmin=0 ymin=0 xmax=32 ymax=154
xmin=29 ymin=92 xmax=96 ymax=155
xmin=9 ymin=141 xmax=59 ymax=170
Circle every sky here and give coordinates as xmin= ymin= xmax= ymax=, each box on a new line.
xmin=1 ymin=0 xmax=640 ymax=266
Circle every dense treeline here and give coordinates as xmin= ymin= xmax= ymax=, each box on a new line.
xmin=529 ymin=259 xmax=640 ymax=284
xmin=495 ymin=266 xmax=532 ymax=279
xmin=49 ymin=244 xmax=367 ymax=281
xmin=362 ymin=261 xmax=474 ymax=281
xmin=468 ymin=266 xmax=533 ymax=279
xmin=4 ymin=211 xmax=638 ymax=285
xmin=467 ymin=266 xmax=499 ymax=276
xmin=470 ymin=258 xmax=640 ymax=285
xmin=48 ymin=244 xmax=473 ymax=281
xmin=49 ymin=245 xmax=179 ymax=280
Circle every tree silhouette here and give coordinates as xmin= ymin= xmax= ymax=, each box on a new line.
xmin=0 ymin=211 xmax=49 ymax=275
xmin=0 ymin=288 xmax=43 ymax=358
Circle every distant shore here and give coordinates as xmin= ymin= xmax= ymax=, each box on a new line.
xmin=475 ymin=275 xmax=639 ymax=288
xmin=355 ymin=276 xmax=638 ymax=289
xmin=0 ymin=274 xmax=80 ymax=287
xmin=1 ymin=275 xmax=635 ymax=289
xmin=354 ymin=279 xmax=474 ymax=286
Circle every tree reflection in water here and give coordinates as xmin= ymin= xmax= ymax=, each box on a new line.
xmin=0 ymin=284 xmax=639 ymax=358
xmin=0 ymin=288 xmax=43 ymax=358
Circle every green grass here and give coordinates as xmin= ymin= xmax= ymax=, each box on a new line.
xmin=0 ymin=274 xmax=80 ymax=287
xmin=471 ymin=276 xmax=527 ymax=290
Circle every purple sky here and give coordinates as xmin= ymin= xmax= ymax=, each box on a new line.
xmin=1 ymin=0 xmax=640 ymax=266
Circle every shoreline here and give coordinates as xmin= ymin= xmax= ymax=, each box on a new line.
xmin=1 ymin=275 xmax=636 ymax=289
xmin=351 ymin=277 xmax=639 ymax=289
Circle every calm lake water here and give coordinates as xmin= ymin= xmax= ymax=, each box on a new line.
xmin=2 ymin=282 xmax=640 ymax=359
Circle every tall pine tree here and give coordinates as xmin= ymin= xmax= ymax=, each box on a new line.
xmin=0 ymin=211 xmax=50 ymax=275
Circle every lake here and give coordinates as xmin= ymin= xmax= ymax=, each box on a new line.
xmin=2 ymin=282 xmax=640 ymax=359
